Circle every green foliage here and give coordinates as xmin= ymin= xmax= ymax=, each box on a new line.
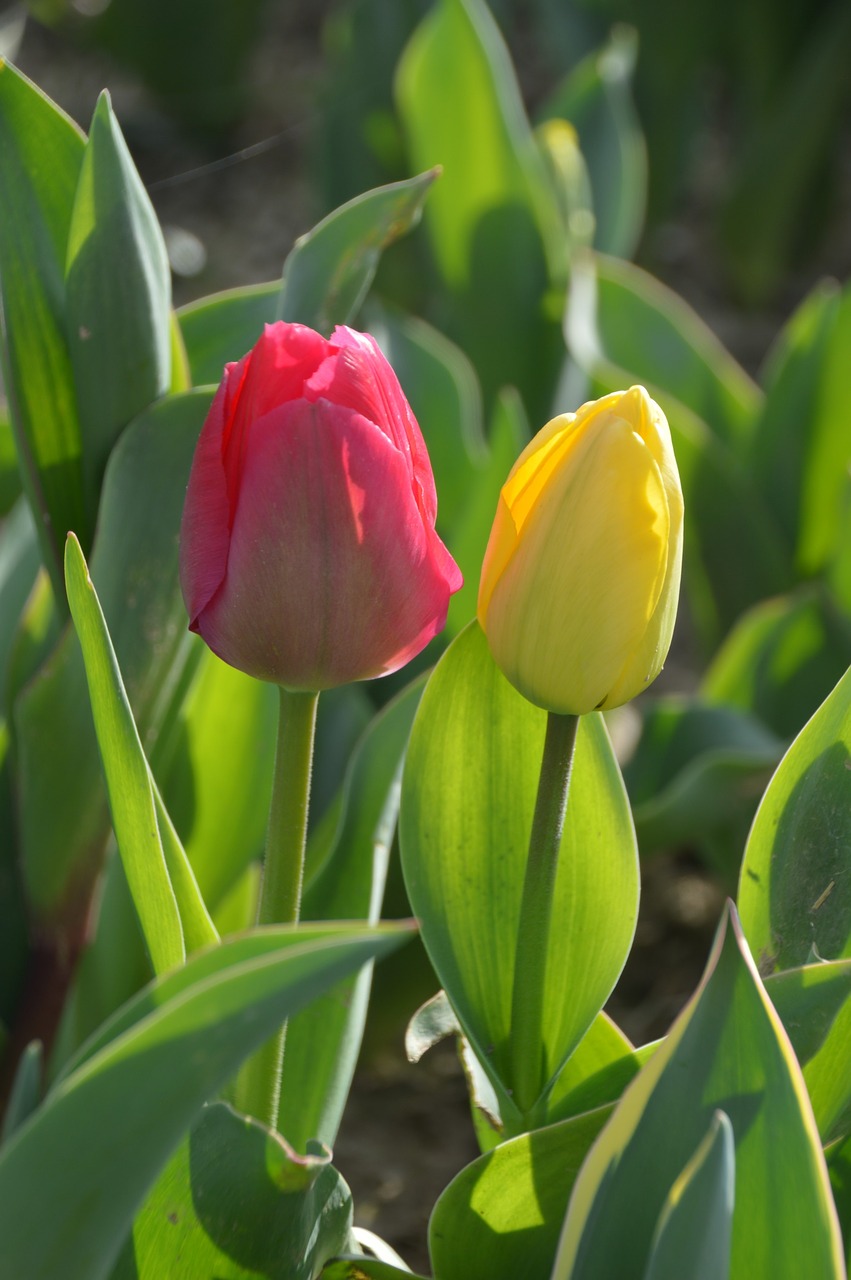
xmin=400 ymin=622 xmax=638 ymax=1122
xmin=552 ymin=907 xmax=843 ymax=1279
xmin=3 ymin=17 xmax=851 ymax=1277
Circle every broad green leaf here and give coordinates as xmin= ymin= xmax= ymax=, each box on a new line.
xmin=642 ymin=1111 xmax=734 ymax=1280
xmin=428 ymin=1105 xmax=611 ymax=1280
xmin=0 ymin=58 xmax=85 ymax=596
xmin=0 ymin=1041 xmax=42 ymax=1145
xmin=0 ymin=403 xmax=20 ymax=515
xmin=65 ymin=91 xmax=171 ymax=536
xmin=177 ymin=280 xmax=279 ymax=386
xmin=112 ymin=1103 xmax=353 ymax=1280
xmin=445 ymin=387 xmax=528 ymax=637
xmin=0 ymin=495 xmax=40 ymax=713
xmin=278 ymin=170 xmax=438 ymax=334
xmin=0 ymin=922 xmax=412 ymax=1280
xmin=552 ymin=906 xmax=844 ymax=1279
xmin=66 ymin=533 xmax=189 ymax=974
xmin=396 ymin=0 xmax=565 ymax=419
xmin=540 ymin=27 xmax=646 ymax=259
xmin=160 ymin=649 xmax=278 ymax=912
xmin=748 ymin=281 xmax=842 ymax=566
xmin=624 ymin=697 xmax=781 ymax=885
xmin=545 ymin=1013 xmax=643 ymax=1124
xmin=15 ymin=390 xmax=212 ymax=931
xmin=738 ymin=663 xmax=851 ymax=973
xmin=278 ymin=679 xmax=423 ymax=1150
xmin=797 ymin=285 xmax=851 ymax=574
xmin=566 ymin=252 xmax=760 ymax=448
xmin=703 ymin=587 xmax=851 ymax=741
xmin=766 ymin=959 xmax=851 ymax=1143
xmin=828 ymin=1130 xmax=851 ymax=1269
xmin=400 ymin=622 xmax=639 ymax=1116
xmin=366 ymin=302 xmax=486 ymax=532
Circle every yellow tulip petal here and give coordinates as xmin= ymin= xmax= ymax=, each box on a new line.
xmin=485 ymin=417 xmax=671 ymax=713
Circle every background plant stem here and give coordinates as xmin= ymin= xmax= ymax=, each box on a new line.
xmin=509 ymin=711 xmax=579 ymax=1116
xmin=235 ymin=686 xmax=318 ymax=1128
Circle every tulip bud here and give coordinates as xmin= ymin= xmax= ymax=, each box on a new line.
xmin=477 ymin=386 xmax=683 ymax=715
xmin=180 ymin=322 xmax=462 ymax=690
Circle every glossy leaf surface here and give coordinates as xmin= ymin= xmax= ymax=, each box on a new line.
xmin=0 ymin=923 xmax=411 ymax=1280
xmin=112 ymin=1103 xmax=353 ymax=1279
xmin=738 ymin=663 xmax=851 ymax=973
xmin=0 ymin=58 xmax=85 ymax=592
xmin=553 ymin=907 xmax=843 ymax=1279
xmin=400 ymin=622 xmax=638 ymax=1112
xmin=279 ymin=170 xmax=437 ymax=334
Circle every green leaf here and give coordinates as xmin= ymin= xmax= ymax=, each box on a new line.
xmin=540 ymin=27 xmax=646 ymax=259
xmin=566 ymin=252 xmax=760 ymax=448
xmin=177 ymin=280 xmax=279 ymax=386
xmin=15 ymin=390 xmax=212 ymax=933
xmin=565 ymin=253 xmax=788 ymax=643
xmin=0 ymin=496 xmax=41 ymax=714
xmin=827 ymin=1130 xmax=851 ymax=1269
xmin=0 ymin=403 xmax=21 ymax=515
xmin=0 ymin=922 xmax=412 ymax=1280
xmin=0 ymin=58 xmax=85 ymax=598
xmin=366 ymin=302 xmax=486 ymax=533
xmin=642 ymin=1111 xmax=734 ymax=1280
xmin=160 ymin=649 xmax=278 ymax=913
xmin=624 ymin=697 xmax=782 ymax=885
xmin=400 ymin=622 xmax=639 ymax=1116
xmin=748 ymin=281 xmax=842 ymax=567
xmin=279 ymin=679 xmax=424 ymax=1150
xmin=553 ymin=906 xmax=844 ymax=1279
xmin=444 ymin=387 xmax=528 ymax=638
xmin=65 ymin=533 xmax=191 ymax=973
xmin=65 ymin=91 xmax=172 ymax=540
xmin=703 ymin=587 xmax=851 ymax=740
xmin=0 ymin=1041 xmax=42 ymax=1146
xmin=278 ymin=170 xmax=438 ymax=334
xmin=545 ymin=1013 xmax=645 ymax=1125
xmin=112 ymin=1103 xmax=353 ymax=1279
xmin=428 ymin=1105 xmax=611 ymax=1280
xmin=766 ymin=958 xmax=851 ymax=1144
xmin=738 ymin=663 xmax=851 ymax=973
xmin=396 ymin=0 xmax=565 ymax=419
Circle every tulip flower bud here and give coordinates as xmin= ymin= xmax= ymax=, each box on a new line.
xmin=478 ymin=386 xmax=683 ymax=715
xmin=180 ymin=322 xmax=462 ymax=690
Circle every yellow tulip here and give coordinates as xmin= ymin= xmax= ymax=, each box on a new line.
xmin=477 ymin=386 xmax=683 ymax=715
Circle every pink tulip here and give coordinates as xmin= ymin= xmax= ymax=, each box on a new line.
xmin=180 ymin=322 xmax=462 ymax=690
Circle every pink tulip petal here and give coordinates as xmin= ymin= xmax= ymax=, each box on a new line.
xmin=196 ymin=398 xmax=458 ymax=688
xmin=307 ymin=326 xmax=438 ymax=525
xmin=180 ymin=362 xmax=247 ymax=626
xmin=222 ymin=325 xmax=332 ymax=507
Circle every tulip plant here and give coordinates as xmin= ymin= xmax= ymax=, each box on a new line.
xmin=1 ymin=2 xmax=851 ymax=1278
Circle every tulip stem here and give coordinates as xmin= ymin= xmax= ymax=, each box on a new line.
xmin=509 ymin=711 xmax=580 ymax=1118
xmin=236 ymin=686 xmax=319 ymax=1129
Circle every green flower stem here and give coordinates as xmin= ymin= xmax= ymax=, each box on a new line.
xmin=509 ymin=711 xmax=580 ymax=1117
xmin=236 ymin=686 xmax=319 ymax=1129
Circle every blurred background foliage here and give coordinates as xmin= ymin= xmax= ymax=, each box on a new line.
xmin=1 ymin=0 xmax=850 ymax=1259
xmin=9 ymin=0 xmax=851 ymax=310
xmin=0 ymin=0 xmax=848 ymax=945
